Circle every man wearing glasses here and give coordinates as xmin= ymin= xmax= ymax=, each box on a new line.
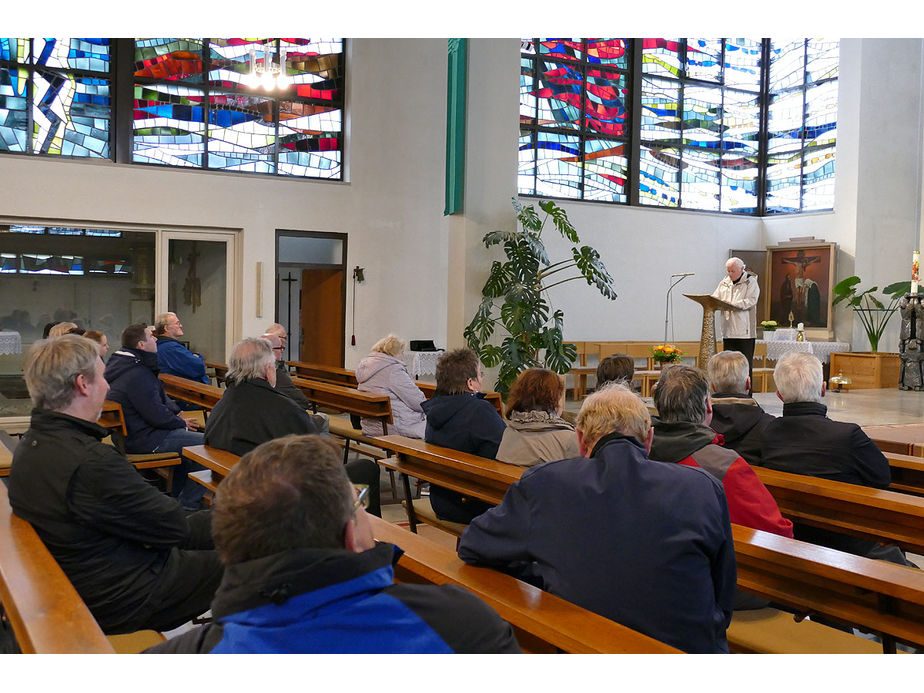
xmin=261 ymin=331 xmax=330 ymax=435
xmin=147 ymin=435 xmax=520 ymax=653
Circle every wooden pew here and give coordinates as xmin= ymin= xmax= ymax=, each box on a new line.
xmin=752 ymin=465 xmax=924 ymax=555
xmin=96 ymin=400 xmax=181 ymax=492
xmin=369 ymin=515 xmax=679 ymax=653
xmin=0 ymin=483 xmax=163 ymax=653
xmin=884 ymin=451 xmax=924 ymax=496
xmin=732 ymin=524 xmax=924 ymax=653
xmin=158 ymin=373 xmax=224 ymax=410
xmin=204 ymin=361 xmax=228 ymax=387
xmin=0 ymin=431 xmax=16 ymax=478
xmin=287 ymin=359 xmax=505 ymax=417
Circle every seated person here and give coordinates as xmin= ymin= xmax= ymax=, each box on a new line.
xmin=495 ymin=368 xmax=579 ymax=466
xmin=760 ymin=352 xmax=914 ymax=566
xmin=8 ymin=335 xmax=222 ymax=634
xmin=706 ymin=350 xmax=775 ymax=465
xmin=154 ymin=312 xmax=209 ymax=384
xmin=648 ymin=364 xmax=793 ymax=539
xmin=458 ymin=383 xmax=736 ymax=654
xmin=421 ymin=348 xmax=507 ymax=523
xmin=48 ymin=321 xmax=80 ymax=337
xmin=83 ymin=330 xmax=110 ymax=360
xmin=356 ymin=334 xmax=427 ymax=438
xmin=261 ymin=332 xmax=329 ymax=435
xmin=105 ymin=323 xmax=207 ymax=511
xmin=146 ymin=435 xmax=520 ymax=654
xmin=205 ymin=338 xmax=381 ymax=516
xmin=596 ymin=353 xmax=635 ymax=391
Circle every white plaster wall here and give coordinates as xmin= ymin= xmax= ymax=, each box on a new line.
xmin=0 ymin=38 xmax=450 ymax=369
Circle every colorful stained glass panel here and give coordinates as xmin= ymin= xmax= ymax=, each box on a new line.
xmin=518 ymin=128 xmax=536 ymax=196
xmin=583 ymin=137 xmax=627 ymax=202
xmin=536 ymin=60 xmax=582 ymax=129
xmin=277 ymin=102 xmax=342 ymax=178
xmin=586 ymin=39 xmax=628 ymax=69
xmin=640 ymin=77 xmax=680 ymax=145
xmin=206 ymin=91 xmax=275 ymax=173
xmin=1 ymin=38 xmax=30 ymax=62
xmin=32 ymin=70 xmax=110 ymax=157
xmin=134 ymin=38 xmax=204 ymax=82
xmin=208 ymin=38 xmax=266 ymax=89
xmin=132 ymin=84 xmax=205 ymax=167
xmin=769 ymin=40 xmax=805 ymax=92
xmin=534 ymin=131 xmax=582 ymax=198
xmin=682 ymin=149 xmax=721 ymax=211
xmin=520 ymin=56 xmax=536 ymax=123
xmin=539 ymin=39 xmax=583 ymax=62
xmin=806 ymin=39 xmax=838 ymax=82
xmin=33 ymin=38 xmax=110 ymax=72
xmin=721 ymin=152 xmax=759 ymax=213
xmin=0 ymin=67 xmax=28 ymax=152
xmin=584 ymin=68 xmax=627 ymax=137
xmin=642 ymin=38 xmax=683 ymax=79
xmin=724 ymin=39 xmax=762 ymax=90
xmin=682 ymin=85 xmax=722 ymax=151
xmin=686 ymin=39 xmax=722 ymax=83
xmin=639 ymin=145 xmax=680 ymax=207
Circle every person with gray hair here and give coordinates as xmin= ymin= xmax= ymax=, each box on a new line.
xmin=707 ymin=350 xmax=776 ymax=465
xmin=355 ymin=334 xmax=427 ymax=438
xmin=205 ymin=338 xmax=381 ymax=515
xmin=153 ymin=311 xmax=209 ymax=384
xmin=261 ymin=332 xmax=330 ymax=434
xmin=8 ymin=335 xmax=222 ymax=634
xmin=711 ymin=256 xmax=760 ymax=391
xmin=758 ymin=352 xmax=913 ymax=565
xmin=147 ymin=434 xmax=520 ymax=653
xmin=649 ymin=364 xmax=793 ymax=540
xmin=459 ymin=382 xmax=737 ymax=653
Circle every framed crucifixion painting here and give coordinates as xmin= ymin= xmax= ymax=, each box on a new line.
xmin=765 ymin=239 xmax=837 ymax=340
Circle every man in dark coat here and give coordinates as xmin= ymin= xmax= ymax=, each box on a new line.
xmin=8 ymin=335 xmax=222 ymax=633
xmin=706 ymin=350 xmax=776 ymax=465
xmin=759 ymin=351 xmax=915 ymax=566
xmin=104 ymin=323 xmax=206 ymax=510
xmin=458 ymin=383 xmax=736 ymax=654
xmin=146 ymin=435 xmax=520 ymax=654
xmin=421 ymin=348 xmax=507 ymax=523
xmin=204 ymin=337 xmax=380 ymax=516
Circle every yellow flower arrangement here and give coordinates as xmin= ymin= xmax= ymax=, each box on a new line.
xmin=651 ymin=344 xmax=684 ymax=364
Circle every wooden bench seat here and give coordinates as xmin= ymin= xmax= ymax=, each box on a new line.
xmin=368 ymin=515 xmax=679 ymax=653
xmin=158 ymin=373 xmax=224 ymax=410
xmin=97 ymin=400 xmax=181 ymax=492
xmin=884 ymin=452 xmax=924 ymax=496
xmin=752 ymin=465 xmax=924 ymax=555
xmin=0 ymin=483 xmax=164 ymax=653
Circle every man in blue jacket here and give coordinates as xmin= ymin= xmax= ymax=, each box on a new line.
xmin=105 ymin=323 xmax=206 ymax=510
xmin=458 ymin=383 xmax=736 ymax=654
xmin=146 ymin=435 xmax=521 ymax=654
xmin=153 ymin=312 xmax=209 ymax=384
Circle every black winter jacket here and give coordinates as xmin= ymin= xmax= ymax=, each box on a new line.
xmin=709 ymin=393 xmax=776 ymax=465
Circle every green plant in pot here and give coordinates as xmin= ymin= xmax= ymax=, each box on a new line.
xmin=464 ymin=198 xmax=617 ymax=395
xmin=832 ymin=276 xmax=911 ymax=352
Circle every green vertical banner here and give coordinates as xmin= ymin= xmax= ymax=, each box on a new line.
xmin=444 ymin=38 xmax=467 ymax=216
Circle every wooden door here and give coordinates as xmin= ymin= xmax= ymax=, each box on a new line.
xmin=299 ymin=268 xmax=344 ymax=366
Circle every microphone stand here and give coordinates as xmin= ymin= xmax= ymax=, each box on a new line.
xmin=664 ymin=275 xmax=692 ymax=344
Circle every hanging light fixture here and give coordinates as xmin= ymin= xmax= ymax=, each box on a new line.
xmin=244 ymin=44 xmax=289 ymax=91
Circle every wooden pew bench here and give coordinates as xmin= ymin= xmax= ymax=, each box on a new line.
xmin=752 ymin=465 xmax=924 ymax=555
xmin=0 ymin=483 xmax=163 ymax=653
xmin=369 ymin=515 xmax=679 ymax=653
xmin=204 ymin=361 xmax=228 ymax=387
xmin=158 ymin=373 xmax=224 ymax=411
xmin=884 ymin=452 xmax=924 ymax=497
xmin=97 ymin=400 xmax=182 ymax=492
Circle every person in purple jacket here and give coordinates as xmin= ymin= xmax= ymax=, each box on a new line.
xmin=356 ymin=334 xmax=427 ymax=438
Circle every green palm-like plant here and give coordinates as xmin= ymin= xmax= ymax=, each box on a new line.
xmin=832 ymin=276 xmax=911 ymax=352
xmin=464 ymin=198 xmax=617 ymax=395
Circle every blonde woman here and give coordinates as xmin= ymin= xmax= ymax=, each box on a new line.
xmin=355 ymin=335 xmax=427 ymax=438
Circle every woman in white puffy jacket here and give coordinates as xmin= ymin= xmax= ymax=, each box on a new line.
xmin=355 ymin=335 xmax=427 ymax=438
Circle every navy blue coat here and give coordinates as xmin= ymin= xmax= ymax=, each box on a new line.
xmin=104 ymin=348 xmax=185 ymax=453
xmin=458 ymin=434 xmax=737 ymax=654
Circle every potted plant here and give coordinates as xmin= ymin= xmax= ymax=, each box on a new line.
xmin=831 ymin=277 xmax=910 ymax=352
xmin=829 ymin=276 xmax=910 ymax=389
xmin=760 ymin=320 xmax=778 ymax=332
xmin=464 ymin=198 xmax=617 ymax=395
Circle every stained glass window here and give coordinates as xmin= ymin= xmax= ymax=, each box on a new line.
xmin=133 ymin=38 xmax=343 ymax=179
xmin=0 ymin=38 xmax=111 ymax=158
xmin=520 ymin=38 xmax=630 ymax=203
xmin=521 ymin=37 xmax=837 ymax=215
xmin=766 ymin=39 xmax=838 ymax=213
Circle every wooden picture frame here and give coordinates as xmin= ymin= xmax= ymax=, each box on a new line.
xmin=765 ymin=240 xmax=837 ymax=340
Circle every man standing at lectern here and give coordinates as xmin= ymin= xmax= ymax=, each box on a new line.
xmin=712 ymin=257 xmax=759 ymax=391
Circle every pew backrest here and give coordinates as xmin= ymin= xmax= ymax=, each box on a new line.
xmin=0 ymin=483 xmax=115 ymax=653
xmin=290 ymin=376 xmax=393 ymax=424
xmin=158 ymin=373 xmax=224 ymax=410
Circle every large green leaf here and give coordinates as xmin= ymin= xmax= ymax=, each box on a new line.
xmin=514 ymin=200 xmax=543 ymax=235
xmin=483 ymin=260 xmax=515 ymax=298
xmin=539 ymin=199 xmax=580 ymax=243
xmin=884 ymin=280 xmax=912 ymax=298
xmin=478 ymin=344 xmax=504 ymax=368
xmin=572 ymin=246 xmax=618 ymax=300
xmin=463 ymin=295 xmax=497 ymax=349
xmin=832 ymin=275 xmax=861 ymax=299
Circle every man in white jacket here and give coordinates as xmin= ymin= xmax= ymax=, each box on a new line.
xmin=712 ymin=257 xmax=760 ymax=391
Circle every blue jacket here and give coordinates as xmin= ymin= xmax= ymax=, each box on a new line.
xmin=145 ymin=543 xmax=521 ymax=653
xmin=104 ymin=348 xmax=185 ymax=453
xmin=421 ymin=392 xmax=506 ymax=459
xmin=155 ymin=337 xmax=209 ymax=384
xmin=458 ymin=434 xmax=737 ymax=654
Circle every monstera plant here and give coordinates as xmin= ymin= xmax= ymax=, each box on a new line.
xmin=464 ymin=198 xmax=617 ymax=395
xmin=832 ymin=276 xmax=910 ymax=352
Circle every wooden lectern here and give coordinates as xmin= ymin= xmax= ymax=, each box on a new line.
xmin=684 ymin=294 xmax=741 ymax=369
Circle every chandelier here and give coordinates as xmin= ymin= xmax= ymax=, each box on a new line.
xmin=244 ymin=46 xmax=290 ymax=91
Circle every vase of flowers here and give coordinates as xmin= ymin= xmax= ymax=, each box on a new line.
xmin=760 ymin=320 xmax=778 ymax=332
xmin=651 ymin=344 xmax=683 ymax=368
